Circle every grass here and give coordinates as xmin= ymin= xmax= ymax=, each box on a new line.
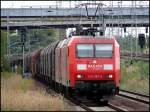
xmin=1 ymin=71 xmax=15 ymax=77
xmin=120 ymin=60 xmax=149 ymax=95
xmin=1 ymin=72 xmax=73 ymax=111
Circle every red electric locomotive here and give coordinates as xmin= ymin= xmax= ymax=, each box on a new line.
xmin=68 ymin=35 xmax=120 ymax=101
xmin=25 ymin=28 xmax=120 ymax=103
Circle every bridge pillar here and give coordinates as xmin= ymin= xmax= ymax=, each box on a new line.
xmin=56 ymin=28 xmax=66 ymax=40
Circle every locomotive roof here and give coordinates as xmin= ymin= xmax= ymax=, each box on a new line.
xmin=72 ymin=35 xmax=114 ymax=39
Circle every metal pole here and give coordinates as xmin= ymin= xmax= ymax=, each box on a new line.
xmin=135 ymin=1 xmax=138 ymax=57
xmin=109 ymin=11 xmax=111 ymax=36
xmin=130 ymin=1 xmax=134 ymax=63
xmin=22 ymin=44 xmax=25 ymax=77
xmin=20 ymin=27 xmax=26 ymax=78
xmin=90 ymin=17 xmax=93 ymax=28
xmin=109 ymin=1 xmax=111 ymax=36
xmin=101 ymin=6 xmax=105 ymax=35
xmin=117 ymin=1 xmax=122 ymax=37
xmin=7 ymin=13 xmax=11 ymax=69
xmin=120 ymin=2 xmax=123 ymax=53
xmin=110 ymin=1 xmax=113 ymax=35
xmin=28 ymin=30 xmax=30 ymax=53
xmin=98 ymin=4 xmax=101 ymax=33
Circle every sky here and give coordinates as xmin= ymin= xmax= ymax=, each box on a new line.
xmin=1 ymin=1 xmax=149 ymax=8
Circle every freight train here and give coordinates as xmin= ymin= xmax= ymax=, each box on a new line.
xmin=24 ymin=28 xmax=120 ymax=103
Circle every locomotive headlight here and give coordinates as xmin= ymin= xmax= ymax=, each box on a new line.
xmin=77 ymin=74 xmax=82 ymax=78
xmin=108 ymin=74 xmax=113 ymax=78
xmin=77 ymin=74 xmax=84 ymax=78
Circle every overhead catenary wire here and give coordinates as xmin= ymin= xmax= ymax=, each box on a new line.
xmin=130 ymin=1 xmax=137 ymax=64
xmin=117 ymin=1 xmax=123 ymax=50
xmin=134 ymin=1 xmax=138 ymax=57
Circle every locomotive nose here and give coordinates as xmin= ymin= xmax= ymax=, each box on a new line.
xmin=76 ymin=59 xmax=115 ymax=80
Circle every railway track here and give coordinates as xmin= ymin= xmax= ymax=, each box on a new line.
xmin=45 ymin=85 xmax=129 ymax=111
xmin=121 ymin=55 xmax=149 ymax=62
xmin=38 ymin=79 xmax=149 ymax=111
xmin=121 ymin=53 xmax=149 ymax=62
xmin=121 ymin=53 xmax=149 ymax=57
xmin=118 ymin=89 xmax=149 ymax=104
xmin=67 ymin=96 xmax=128 ymax=111
xmin=67 ymin=89 xmax=149 ymax=111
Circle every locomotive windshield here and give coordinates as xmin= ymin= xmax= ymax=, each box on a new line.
xmin=95 ymin=44 xmax=113 ymax=57
xmin=76 ymin=44 xmax=113 ymax=58
xmin=77 ymin=44 xmax=94 ymax=57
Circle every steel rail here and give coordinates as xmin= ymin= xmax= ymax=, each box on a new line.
xmin=67 ymin=96 xmax=131 ymax=111
xmin=121 ymin=56 xmax=149 ymax=62
xmin=66 ymin=96 xmax=94 ymax=111
xmin=120 ymin=89 xmax=149 ymax=98
xmin=118 ymin=90 xmax=149 ymax=104
xmin=108 ymin=103 xmax=128 ymax=111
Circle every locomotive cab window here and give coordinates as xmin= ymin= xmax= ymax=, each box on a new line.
xmin=77 ymin=44 xmax=94 ymax=58
xmin=76 ymin=44 xmax=113 ymax=58
xmin=95 ymin=44 xmax=113 ymax=58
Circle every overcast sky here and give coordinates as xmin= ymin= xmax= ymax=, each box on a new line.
xmin=1 ymin=1 xmax=149 ymax=8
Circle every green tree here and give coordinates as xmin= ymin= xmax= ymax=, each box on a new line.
xmin=116 ymin=35 xmax=149 ymax=53
xmin=1 ymin=30 xmax=10 ymax=71
xmin=10 ymin=28 xmax=59 ymax=54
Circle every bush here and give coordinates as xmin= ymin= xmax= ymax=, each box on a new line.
xmin=1 ymin=71 xmax=14 ymax=77
xmin=120 ymin=60 xmax=149 ymax=95
xmin=1 ymin=57 xmax=11 ymax=72
xmin=17 ymin=66 xmax=23 ymax=74
xmin=1 ymin=30 xmax=11 ymax=72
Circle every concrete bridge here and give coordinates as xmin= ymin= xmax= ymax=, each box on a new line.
xmin=1 ymin=7 xmax=149 ymax=29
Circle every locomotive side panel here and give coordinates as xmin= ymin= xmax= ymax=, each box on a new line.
xmin=68 ymin=39 xmax=76 ymax=88
xmin=114 ymin=39 xmax=120 ymax=89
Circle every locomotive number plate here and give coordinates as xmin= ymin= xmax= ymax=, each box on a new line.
xmin=87 ymin=74 xmax=103 ymax=78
